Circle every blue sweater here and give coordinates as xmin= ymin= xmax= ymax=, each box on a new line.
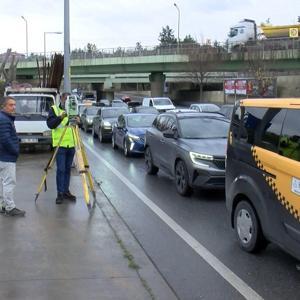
xmin=0 ymin=111 xmax=19 ymax=162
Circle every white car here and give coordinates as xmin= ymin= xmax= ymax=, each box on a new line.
xmin=142 ymin=97 xmax=175 ymax=112
xmin=189 ymin=103 xmax=220 ymax=113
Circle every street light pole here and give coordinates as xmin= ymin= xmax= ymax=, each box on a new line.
xmin=21 ymin=16 xmax=28 ymax=57
xmin=44 ymin=31 xmax=62 ymax=59
xmin=174 ymin=3 xmax=180 ymax=52
xmin=64 ymin=0 xmax=71 ymax=93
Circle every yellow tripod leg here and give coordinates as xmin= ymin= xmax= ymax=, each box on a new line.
xmin=76 ymin=126 xmax=97 ymax=204
xmin=72 ymin=125 xmax=92 ymax=210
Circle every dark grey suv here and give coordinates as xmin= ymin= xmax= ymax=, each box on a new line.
xmin=144 ymin=112 xmax=230 ymax=196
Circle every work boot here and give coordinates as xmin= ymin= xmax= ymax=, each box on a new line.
xmin=5 ymin=207 xmax=25 ymax=217
xmin=56 ymin=193 xmax=64 ymax=204
xmin=63 ymin=191 xmax=76 ymax=201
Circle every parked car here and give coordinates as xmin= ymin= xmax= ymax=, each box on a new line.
xmin=189 ymin=103 xmax=220 ymax=113
xmin=112 ymin=99 xmax=128 ymax=108
xmin=226 ymin=98 xmax=300 ymax=260
xmin=92 ymin=107 xmax=129 ymax=142
xmin=219 ymin=104 xmax=234 ymax=120
xmin=131 ymin=106 xmax=159 ymax=114
xmin=80 ymin=106 xmax=100 ymax=132
xmin=112 ymin=113 xmax=157 ymax=156
xmin=142 ymin=97 xmax=175 ymax=112
xmin=144 ymin=111 xmax=230 ymax=196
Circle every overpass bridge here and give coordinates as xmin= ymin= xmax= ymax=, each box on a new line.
xmin=12 ymin=40 xmax=300 ymax=97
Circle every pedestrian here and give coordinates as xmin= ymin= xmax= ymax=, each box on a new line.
xmin=46 ymin=92 xmax=77 ymax=204
xmin=0 ymin=96 xmax=25 ymax=216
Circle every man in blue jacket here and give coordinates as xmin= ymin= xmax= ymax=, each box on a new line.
xmin=0 ymin=96 xmax=25 ymax=216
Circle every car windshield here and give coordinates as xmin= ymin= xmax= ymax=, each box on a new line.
xmin=86 ymin=107 xmax=98 ymax=115
xmin=14 ymin=95 xmax=53 ymax=114
xmin=78 ymin=105 xmax=89 ymax=113
xmin=102 ymin=108 xmax=128 ymax=118
xmin=179 ymin=117 xmax=229 ymax=139
xmin=127 ymin=114 xmax=156 ymax=128
xmin=153 ymin=98 xmax=172 ymax=105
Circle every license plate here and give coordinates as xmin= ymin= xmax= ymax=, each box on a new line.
xmin=292 ymin=177 xmax=300 ymax=196
xmin=21 ymin=138 xmax=38 ymax=143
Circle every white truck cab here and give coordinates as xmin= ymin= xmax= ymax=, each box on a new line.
xmin=227 ymin=19 xmax=257 ymax=50
xmin=142 ymin=97 xmax=175 ymax=113
xmin=5 ymin=87 xmax=58 ymax=145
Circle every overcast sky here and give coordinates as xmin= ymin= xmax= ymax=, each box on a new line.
xmin=1 ymin=0 xmax=299 ymax=54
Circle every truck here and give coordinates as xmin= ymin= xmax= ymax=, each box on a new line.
xmin=4 ymin=86 xmax=59 ymax=146
xmin=227 ymin=19 xmax=300 ymax=49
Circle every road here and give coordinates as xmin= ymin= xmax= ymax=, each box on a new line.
xmin=79 ymin=132 xmax=300 ymax=300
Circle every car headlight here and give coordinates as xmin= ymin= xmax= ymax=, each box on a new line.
xmin=43 ymin=130 xmax=52 ymax=137
xmin=128 ymin=133 xmax=140 ymax=142
xmin=189 ymin=152 xmax=213 ymax=167
xmin=103 ymin=121 xmax=111 ymax=128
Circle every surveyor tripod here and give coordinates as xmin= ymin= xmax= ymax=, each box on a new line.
xmin=34 ymin=123 xmax=96 ymax=211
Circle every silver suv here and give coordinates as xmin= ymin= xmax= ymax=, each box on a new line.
xmin=144 ymin=111 xmax=230 ymax=196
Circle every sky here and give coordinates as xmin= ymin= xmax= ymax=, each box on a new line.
xmin=1 ymin=0 xmax=299 ymax=55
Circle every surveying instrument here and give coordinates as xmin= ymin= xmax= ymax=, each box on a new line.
xmin=35 ymin=96 xmax=96 ymax=211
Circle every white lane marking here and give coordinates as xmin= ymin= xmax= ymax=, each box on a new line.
xmin=84 ymin=143 xmax=263 ymax=300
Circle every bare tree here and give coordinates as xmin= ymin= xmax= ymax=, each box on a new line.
xmin=187 ymin=45 xmax=224 ymax=101
xmin=245 ymin=43 xmax=276 ymax=97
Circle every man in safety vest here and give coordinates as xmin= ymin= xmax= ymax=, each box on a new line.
xmin=46 ymin=92 xmax=77 ymax=204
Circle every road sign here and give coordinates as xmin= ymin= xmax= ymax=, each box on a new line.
xmin=289 ymin=28 xmax=299 ymax=38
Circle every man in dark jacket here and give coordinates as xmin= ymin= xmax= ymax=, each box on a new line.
xmin=0 ymin=96 xmax=25 ymax=216
xmin=47 ymin=92 xmax=77 ymax=204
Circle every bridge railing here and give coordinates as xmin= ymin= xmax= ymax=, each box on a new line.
xmin=3 ymin=38 xmax=300 ymax=63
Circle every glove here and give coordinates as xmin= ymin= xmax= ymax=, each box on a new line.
xmin=60 ymin=112 xmax=67 ymax=119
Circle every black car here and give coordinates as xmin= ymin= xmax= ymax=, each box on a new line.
xmin=144 ymin=111 xmax=230 ymax=196
xmin=80 ymin=106 xmax=99 ymax=132
xmin=92 ymin=107 xmax=129 ymax=142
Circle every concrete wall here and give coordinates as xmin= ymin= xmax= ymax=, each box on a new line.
xmin=277 ymin=75 xmax=300 ymax=97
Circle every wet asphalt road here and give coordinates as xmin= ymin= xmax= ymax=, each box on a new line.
xmin=80 ymin=132 xmax=300 ymax=300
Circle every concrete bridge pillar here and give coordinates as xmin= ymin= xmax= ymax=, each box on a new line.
xmin=149 ymin=72 xmax=165 ymax=97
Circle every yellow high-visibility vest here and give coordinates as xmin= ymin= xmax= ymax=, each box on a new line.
xmin=51 ymin=105 xmax=75 ymax=147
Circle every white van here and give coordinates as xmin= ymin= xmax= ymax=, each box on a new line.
xmin=142 ymin=97 xmax=175 ymax=113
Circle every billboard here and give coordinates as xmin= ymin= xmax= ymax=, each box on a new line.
xmin=224 ymin=78 xmax=276 ymax=97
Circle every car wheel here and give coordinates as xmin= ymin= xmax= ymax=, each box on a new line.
xmin=123 ymin=139 xmax=130 ymax=157
xmin=175 ymin=160 xmax=192 ymax=196
xmin=99 ymin=128 xmax=104 ymax=143
xmin=234 ymin=200 xmax=267 ymax=253
xmin=144 ymin=146 xmax=158 ymax=175
xmin=112 ymin=134 xmax=118 ymax=149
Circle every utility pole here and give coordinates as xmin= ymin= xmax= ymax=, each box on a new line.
xmin=64 ymin=0 xmax=71 ymax=93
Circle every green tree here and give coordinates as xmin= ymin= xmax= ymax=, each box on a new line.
xmin=86 ymin=43 xmax=98 ymax=53
xmin=158 ymin=25 xmax=177 ymax=45
xmin=135 ymin=42 xmax=143 ymax=52
xmin=182 ymin=34 xmax=197 ymax=44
